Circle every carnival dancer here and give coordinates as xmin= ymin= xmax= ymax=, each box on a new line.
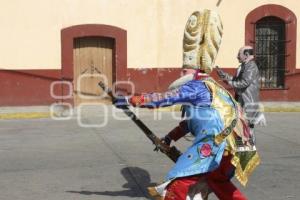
xmin=115 ymin=10 xmax=260 ymax=200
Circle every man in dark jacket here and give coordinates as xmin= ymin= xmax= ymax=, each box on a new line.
xmin=216 ymin=46 xmax=266 ymax=142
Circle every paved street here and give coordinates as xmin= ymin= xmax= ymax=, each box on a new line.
xmin=0 ymin=108 xmax=299 ymax=200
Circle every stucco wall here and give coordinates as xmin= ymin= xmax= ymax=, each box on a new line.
xmin=0 ymin=0 xmax=298 ymax=69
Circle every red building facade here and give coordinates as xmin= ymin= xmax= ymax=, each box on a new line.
xmin=0 ymin=4 xmax=299 ymax=106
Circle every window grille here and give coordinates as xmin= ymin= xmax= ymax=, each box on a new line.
xmin=255 ymin=16 xmax=286 ymax=89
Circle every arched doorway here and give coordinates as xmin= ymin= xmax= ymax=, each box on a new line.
xmin=73 ymin=36 xmax=114 ymax=105
xmin=245 ymin=4 xmax=297 ymax=89
xmin=61 ymin=24 xmax=127 ymax=106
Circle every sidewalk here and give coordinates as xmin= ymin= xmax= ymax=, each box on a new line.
xmin=262 ymin=101 xmax=300 ymax=112
xmin=0 ymin=102 xmax=300 ymax=120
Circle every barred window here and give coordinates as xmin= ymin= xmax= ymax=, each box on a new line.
xmin=255 ymin=16 xmax=286 ymax=89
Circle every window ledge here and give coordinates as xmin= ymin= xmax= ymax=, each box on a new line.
xmin=260 ymin=87 xmax=289 ymax=91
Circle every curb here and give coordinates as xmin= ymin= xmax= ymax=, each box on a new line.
xmin=0 ymin=105 xmax=300 ymax=120
xmin=0 ymin=105 xmax=69 ymax=120
xmin=0 ymin=112 xmax=51 ymax=120
xmin=263 ymin=107 xmax=300 ymax=112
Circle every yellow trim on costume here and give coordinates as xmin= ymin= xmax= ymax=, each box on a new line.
xmin=203 ymin=78 xmax=237 ymax=146
xmin=203 ymin=78 xmax=260 ymax=186
xmin=231 ymin=151 xmax=261 ymax=186
xmin=204 ymin=79 xmax=236 ymax=127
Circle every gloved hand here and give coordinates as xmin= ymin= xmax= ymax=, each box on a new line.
xmin=153 ymin=135 xmax=172 ymax=151
xmin=216 ymin=66 xmax=226 ymax=79
xmin=216 ymin=66 xmax=232 ymax=82
xmin=113 ymin=96 xmax=129 ymax=109
xmin=161 ymin=135 xmax=172 ymax=146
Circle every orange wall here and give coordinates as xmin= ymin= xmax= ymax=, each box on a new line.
xmin=0 ymin=0 xmax=299 ymax=70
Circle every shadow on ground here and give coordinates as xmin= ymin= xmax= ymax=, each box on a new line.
xmin=66 ymin=166 xmax=157 ymax=199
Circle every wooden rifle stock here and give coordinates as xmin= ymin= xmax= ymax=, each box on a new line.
xmin=98 ymin=82 xmax=182 ymax=162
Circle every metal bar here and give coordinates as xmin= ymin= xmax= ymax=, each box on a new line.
xmin=255 ymin=39 xmax=290 ymax=42
xmin=256 ymin=54 xmax=288 ymax=56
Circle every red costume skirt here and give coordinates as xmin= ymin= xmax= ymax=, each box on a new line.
xmin=164 ymin=155 xmax=248 ymax=200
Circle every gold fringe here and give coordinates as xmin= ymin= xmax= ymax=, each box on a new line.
xmin=204 ymin=78 xmax=260 ymax=186
xmin=231 ymin=152 xmax=261 ymax=186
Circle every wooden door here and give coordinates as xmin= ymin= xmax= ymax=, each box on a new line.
xmin=73 ymin=37 xmax=114 ymax=106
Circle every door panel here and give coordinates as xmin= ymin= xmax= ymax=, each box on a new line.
xmin=73 ymin=37 xmax=114 ymax=106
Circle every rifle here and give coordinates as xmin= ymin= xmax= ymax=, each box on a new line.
xmin=98 ymin=82 xmax=182 ymax=163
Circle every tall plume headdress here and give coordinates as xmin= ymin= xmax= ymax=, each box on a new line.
xmin=183 ymin=10 xmax=223 ymax=73
xmin=169 ymin=10 xmax=223 ymax=90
